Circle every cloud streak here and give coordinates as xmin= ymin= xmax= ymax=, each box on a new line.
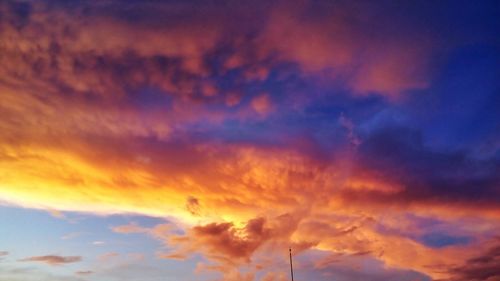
xmin=19 ymin=255 xmax=82 ymax=265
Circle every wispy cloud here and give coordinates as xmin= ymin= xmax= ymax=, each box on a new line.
xmin=61 ymin=232 xmax=86 ymax=240
xmin=98 ymin=252 xmax=119 ymax=262
xmin=75 ymin=270 xmax=93 ymax=275
xmin=19 ymin=255 xmax=82 ymax=265
xmin=111 ymin=223 xmax=148 ymax=234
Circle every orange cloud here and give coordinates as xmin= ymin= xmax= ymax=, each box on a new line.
xmin=251 ymin=93 xmax=272 ymax=116
xmin=111 ymin=223 xmax=149 ymax=234
xmin=1 ymin=133 xmax=498 ymax=279
xmin=0 ymin=0 xmax=436 ymax=110
xmin=165 ymin=217 xmax=275 ymax=264
xmin=0 ymin=123 xmax=498 ymax=278
xmin=437 ymin=239 xmax=500 ymax=281
xmin=259 ymin=1 xmax=432 ymax=97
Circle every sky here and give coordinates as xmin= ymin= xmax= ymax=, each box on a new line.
xmin=0 ymin=0 xmax=499 ymax=280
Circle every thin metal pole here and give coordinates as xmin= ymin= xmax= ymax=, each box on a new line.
xmin=289 ymin=248 xmax=294 ymax=281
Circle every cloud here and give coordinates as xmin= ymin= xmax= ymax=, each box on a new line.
xmin=186 ymin=196 xmax=201 ymax=216
xmin=2 ymin=125 xmax=499 ymax=279
xmin=46 ymin=209 xmax=65 ymax=219
xmin=98 ymin=252 xmax=119 ymax=261
xmin=260 ymin=272 xmax=288 ymax=281
xmin=2 ymin=123 xmax=498 ymax=279
xmin=19 ymin=255 xmax=82 ymax=265
xmin=259 ymin=1 xmax=433 ymax=97
xmin=346 ymin=126 xmax=500 ymax=212
xmin=61 ymin=232 xmax=86 ymax=240
xmin=0 ymin=0 xmax=440 ymax=126
xmin=0 ymin=251 xmax=8 ymax=261
xmin=159 ymin=213 xmax=314 ymax=269
xmin=0 ymin=264 xmax=85 ymax=281
xmin=175 ymin=219 xmax=270 ymax=263
xmin=291 ymin=248 xmax=435 ymax=281
xmin=437 ymin=240 xmax=500 ymax=281
xmin=339 ymin=113 xmax=361 ymax=148
xmin=75 ymin=270 xmax=93 ymax=275
xmin=111 ymin=223 xmax=148 ymax=234
xmin=111 ymin=222 xmax=173 ymax=241
xmin=251 ymin=94 xmax=272 ymax=116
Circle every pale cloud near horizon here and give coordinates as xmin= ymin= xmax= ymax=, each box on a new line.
xmin=19 ymin=255 xmax=82 ymax=265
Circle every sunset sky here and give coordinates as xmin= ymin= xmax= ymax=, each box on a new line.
xmin=0 ymin=1 xmax=499 ymax=280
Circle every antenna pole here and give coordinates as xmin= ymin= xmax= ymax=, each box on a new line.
xmin=289 ymin=248 xmax=294 ymax=281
